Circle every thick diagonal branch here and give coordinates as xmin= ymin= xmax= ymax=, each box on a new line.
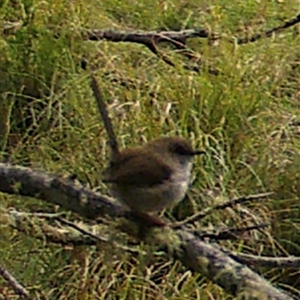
xmin=0 ymin=163 xmax=124 ymax=220
xmin=0 ymin=163 xmax=296 ymax=300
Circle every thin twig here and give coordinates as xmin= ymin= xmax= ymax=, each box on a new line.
xmin=225 ymin=250 xmax=300 ymax=269
xmin=57 ymin=217 xmax=108 ymax=243
xmin=172 ymin=192 xmax=273 ymax=228
xmin=8 ymin=209 xmax=66 ymax=219
xmin=56 ymin=217 xmax=143 ymax=254
xmin=146 ymin=41 xmax=177 ymax=67
xmin=0 ymin=266 xmax=33 ymax=299
xmin=236 ymin=13 xmax=300 ymax=44
xmin=195 ymin=222 xmax=270 ymax=241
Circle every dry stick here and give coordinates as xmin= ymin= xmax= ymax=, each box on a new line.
xmin=156 ymin=37 xmax=220 ymax=74
xmin=195 ymin=222 xmax=269 ymax=241
xmin=145 ymin=40 xmax=214 ymax=74
xmin=228 ymin=251 xmax=300 ymax=269
xmin=178 ymin=230 xmax=297 ymax=300
xmin=0 ymin=164 xmax=296 ymax=300
xmin=56 ymin=217 xmax=142 ymax=255
xmin=8 ymin=210 xmax=66 ymax=219
xmin=85 ymin=29 xmax=219 ymax=74
xmin=5 ymin=208 xmax=102 ymax=246
xmin=57 ymin=217 xmax=108 ymax=244
xmin=89 ymin=74 xmax=119 ymax=158
xmin=5 ymin=207 xmax=300 ymax=270
xmin=85 ymin=29 xmax=213 ymax=44
xmin=172 ymin=192 xmax=273 ymax=228
xmin=147 ymin=40 xmax=177 ymax=68
xmin=0 ymin=162 xmax=124 ymax=220
xmin=84 ymin=13 xmax=300 ymax=47
xmin=0 ymin=266 xmax=33 ymax=300
xmin=83 ymin=13 xmax=300 ymax=75
xmin=237 ymin=13 xmax=300 ymax=44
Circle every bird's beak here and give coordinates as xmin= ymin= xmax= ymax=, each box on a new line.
xmin=192 ymin=150 xmax=205 ymax=156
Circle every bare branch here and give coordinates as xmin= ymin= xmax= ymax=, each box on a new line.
xmin=5 ymin=14 xmax=299 ymax=76
xmin=83 ymin=28 xmax=216 ymax=45
xmin=195 ymin=223 xmax=269 ymax=241
xmin=229 ymin=251 xmax=300 ymax=269
xmin=145 ymin=40 xmax=178 ymax=69
xmin=0 ymin=162 xmax=125 ymax=220
xmin=3 ymin=208 xmax=300 ymax=274
xmin=83 ymin=28 xmax=220 ymax=74
xmin=236 ymin=13 xmax=300 ymax=44
xmin=56 ymin=217 xmax=105 ymax=242
xmin=2 ymin=208 xmax=141 ymax=254
xmin=0 ymin=265 xmax=33 ymax=299
xmin=83 ymin=13 xmax=300 ymax=47
xmin=0 ymin=163 xmax=297 ymax=300
xmin=178 ymin=230 xmax=296 ymax=300
xmin=172 ymin=192 xmax=273 ymax=228
xmin=81 ymin=13 xmax=300 ymax=74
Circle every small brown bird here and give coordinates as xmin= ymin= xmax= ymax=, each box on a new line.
xmin=103 ymin=136 xmax=204 ymax=226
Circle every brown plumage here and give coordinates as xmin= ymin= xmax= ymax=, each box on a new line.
xmin=103 ymin=137 xmax=204 ymax=216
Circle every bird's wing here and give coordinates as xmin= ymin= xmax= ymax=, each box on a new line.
xmin=102 ymin=149 xmax=172 ymax=187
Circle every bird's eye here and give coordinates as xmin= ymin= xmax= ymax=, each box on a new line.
xmin=174 ymin=144 xmax=190 ymax=156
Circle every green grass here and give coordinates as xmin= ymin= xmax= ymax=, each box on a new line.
xmin=0 ymin=0 xmax=300 ymax=298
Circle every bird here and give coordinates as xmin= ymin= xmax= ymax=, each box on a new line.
xmin=102 ymin=136 xmax=204 ymax=226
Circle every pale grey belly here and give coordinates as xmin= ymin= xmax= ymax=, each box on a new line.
xmin=112 ymin=180 xmax=189 ymax=213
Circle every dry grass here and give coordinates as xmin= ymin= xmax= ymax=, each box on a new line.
xmin=0 ymin=0 xmax=299 ymax=299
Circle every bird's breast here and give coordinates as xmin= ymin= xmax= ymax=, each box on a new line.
xmin=110 ymin=162 xmax=193 ymax=213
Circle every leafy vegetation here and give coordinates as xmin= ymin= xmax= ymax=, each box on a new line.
xmin=0 ymin=0 xmax=299 ymax=299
